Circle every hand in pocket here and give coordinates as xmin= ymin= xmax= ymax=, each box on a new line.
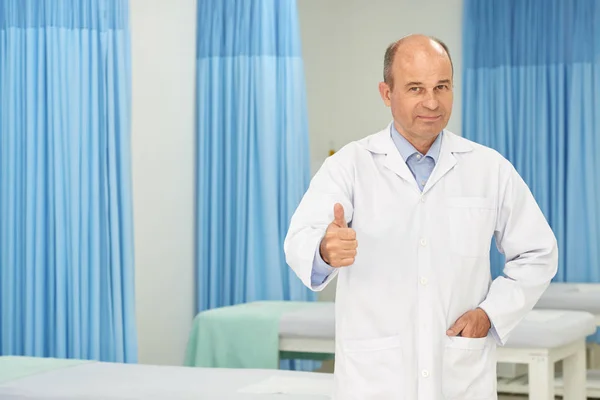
xmin=446 ymin=308 xmax=491 ymax=338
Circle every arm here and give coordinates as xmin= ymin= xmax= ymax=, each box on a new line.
xmin=284 ymin=154 xmax=354 ymax=291
xmin=478 ymin=161 xmax=558 ymax=345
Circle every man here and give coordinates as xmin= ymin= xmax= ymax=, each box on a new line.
xmin=284 ymin=35 xmax=558 ymax=400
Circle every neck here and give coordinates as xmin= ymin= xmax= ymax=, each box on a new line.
xmin=394 ymin=124 xmax=438 ymax=155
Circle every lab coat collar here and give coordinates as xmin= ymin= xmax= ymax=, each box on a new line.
xmin=363 ymin=122 xmax=473 ymax=193
xmin=364 ymin=122 xmax=473 ymax=155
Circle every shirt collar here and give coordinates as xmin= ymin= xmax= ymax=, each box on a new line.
xmin=390 ymin=123 xmax=443 ymax=163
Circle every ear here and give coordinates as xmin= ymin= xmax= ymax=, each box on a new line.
xmin=378 ymin=81 xmax=392 ymax=107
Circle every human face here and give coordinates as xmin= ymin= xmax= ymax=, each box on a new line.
xmin=379 ymin=48 xmax=453 ymax=146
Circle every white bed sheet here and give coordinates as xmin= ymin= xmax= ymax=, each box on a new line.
xmin=505 ymin=310 xmax=596 ymax=348
xmin=279 ymin=302 xmax=335 ymax=339
xmin=0 ymin=360 xmax=332 ymax=400
xmin=535 ymin=283 xmax=600 ymax=315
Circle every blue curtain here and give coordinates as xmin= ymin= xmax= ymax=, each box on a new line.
xmin=0 ymin=0 xmax=137 ymax=362
xmin=463 ymin=0 xmax=600 ymax=284
xmin=195 ymin=0 xmax=316 ymax=371
xmin=195 ymin=0 xmax=315 ymax=311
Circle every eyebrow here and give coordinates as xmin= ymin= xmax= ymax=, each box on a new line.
xmin=405 ymin=79 xmax=452 ymax=87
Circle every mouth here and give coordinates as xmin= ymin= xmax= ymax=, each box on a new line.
xmin=417 ymin=115 xmax=442 ymax=121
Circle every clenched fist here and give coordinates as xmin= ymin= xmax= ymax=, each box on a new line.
xmin=319 ymin=203 xmax=358 ymax=267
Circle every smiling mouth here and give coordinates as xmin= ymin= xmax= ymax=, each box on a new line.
xmin=417 ymin=116 xmax=442 ymax=121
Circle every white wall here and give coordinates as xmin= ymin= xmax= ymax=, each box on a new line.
xmin=297 ymin=0 xmax=463 ymax=175
xmin=128 ymin=0 xmax=463 ymax=364
xmin=130 ymin=0 xmax=197 ymax=365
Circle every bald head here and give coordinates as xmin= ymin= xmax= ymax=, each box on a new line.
xmin=383 ymin=35 xmax=453 ymax=90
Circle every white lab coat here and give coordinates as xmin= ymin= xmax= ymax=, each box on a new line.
xmin=284 ymin=125 xmax=558 ymax=400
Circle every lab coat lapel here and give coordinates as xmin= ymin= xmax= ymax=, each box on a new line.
xmin=423 ymin=131 xmax=473 ymax=195
xmin=365 ymin=127 xmax=420 ymax=191
xmin=384 ymin=150 xmax=420 ymax=190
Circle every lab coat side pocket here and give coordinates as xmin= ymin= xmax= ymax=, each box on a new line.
xmin=340 ymin=335 xmax=404 ymax=399
xmin=442 ymin=335 xmax=496 ymax=400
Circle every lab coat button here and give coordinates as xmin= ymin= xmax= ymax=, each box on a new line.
xmin=420 ymin=238 xmax=427 ymax=246
xmin=422 ymin=370 xmax=430 ymax=378
xmin=420 ymin=277 xmax=428 ymax=285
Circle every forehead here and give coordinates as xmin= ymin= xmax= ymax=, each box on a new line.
xmin=393 ymin=50 xmax=452 ymax=85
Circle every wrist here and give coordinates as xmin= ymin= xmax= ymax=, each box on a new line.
xmin=319 ymin=242 xmax=330 ymax=265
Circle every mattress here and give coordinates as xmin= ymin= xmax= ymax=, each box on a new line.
xmin=535 ymin=283 xmax=600 ymax=315
xmin=278 ymin=302 xmax=596 ymax=349
xmin=0 ymin=357 xmax=332 ymax=400
xmin=504 ymin=310 xmax=596 ymax=348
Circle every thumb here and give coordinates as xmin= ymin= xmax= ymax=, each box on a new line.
xmin=447 ymin=316 xmax=468 ymax=337
xmin=333 ymin=203 xmax=347 ymax=228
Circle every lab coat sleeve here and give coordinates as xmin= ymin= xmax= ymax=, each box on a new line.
xmin=311 ymin=245 xmax=336 ymax=286
xmin=478 ymin=161 xmax=558 ymax=346
xmin=284 ymin=153 xmax=355 ymax=291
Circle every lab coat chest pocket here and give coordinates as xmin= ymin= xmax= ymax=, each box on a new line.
xmin=442 ymin=336 xmax=496 ymax=399
xmin=341 ymin=335 xmax=403 ymax=399
xmin=446 ymin=197 xmax=496 ymax=257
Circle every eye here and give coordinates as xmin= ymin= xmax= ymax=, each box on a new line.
xmin=409 ymin=87 xmax=422 ymax=93
xmin=436 ymin=84 xmax=449 ymax=90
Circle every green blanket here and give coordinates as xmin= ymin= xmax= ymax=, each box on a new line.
xmin=184 ymin=301 xmax=333 ymax=369
xmin=0 ymin=356 xmax=92 ymax=384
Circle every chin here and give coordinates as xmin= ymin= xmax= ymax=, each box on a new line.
xmin=418 ymin=123 xmax=446 ymax=136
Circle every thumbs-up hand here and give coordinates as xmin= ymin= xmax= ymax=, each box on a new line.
xmin=319 ymin=203 xmax=358 ymax=267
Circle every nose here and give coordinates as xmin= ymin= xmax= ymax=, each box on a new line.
xmin=421 ymin=90 xmax=439 ymax=110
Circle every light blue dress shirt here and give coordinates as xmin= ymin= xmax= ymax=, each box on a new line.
xmin=310 ymin=126 xmax=443 ymax=286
